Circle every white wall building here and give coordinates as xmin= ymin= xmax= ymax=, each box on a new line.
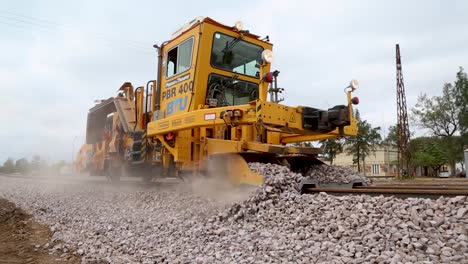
xmin=332 ymin=145 xmax=398 ymax=177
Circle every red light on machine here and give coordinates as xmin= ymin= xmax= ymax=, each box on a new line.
xmin=351 ymin=97 xmax=359 ymax=105
xmin=233 ymin=109 xmax=243 ymax=117
xmin=263 ymin=72 xmax=274 ymax=83
xmin=165 ymin=132 xmax=175 ymax=140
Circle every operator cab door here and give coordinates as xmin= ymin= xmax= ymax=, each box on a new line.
xmin=159 ymin=28 xmax=199 ymax=118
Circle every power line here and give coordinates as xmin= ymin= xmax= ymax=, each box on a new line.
xmin=0 ymin=19 xmax=153 ymax=55
xmin=0 ymin=20 xmax=31 ymax=29
xmin=2 ymin=10 xmax=149 ymax=47
xmin=0 ymin=14 xmax=57 ymax=29
xmin=0 ymin=10 xmax=154 ymax=54
xmin=0 ymin=10 xmax=61 ymax=26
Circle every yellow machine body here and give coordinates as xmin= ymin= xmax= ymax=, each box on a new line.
xmin=144 ymin=17 xmax=358 ymax=185
xmin=76 ymin=17 xmax=358 ymax=184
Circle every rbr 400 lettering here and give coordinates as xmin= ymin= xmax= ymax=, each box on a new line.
xmin=178 ymin=81 xmax=193 ymax=94
xmin=162 ymin=81 xmax=193 ymax=101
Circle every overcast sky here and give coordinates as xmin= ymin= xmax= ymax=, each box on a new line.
xmin=1 ymin=0 xmax=467 ymax=163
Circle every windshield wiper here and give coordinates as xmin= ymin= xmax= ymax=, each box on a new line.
xmin=222 ymin=33 xmax=244 ymax=53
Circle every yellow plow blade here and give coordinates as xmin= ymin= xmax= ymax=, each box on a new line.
xmin=205 ymin=152 xmax=324 ymax=187
xmin=206 ymin=153 xmax=263 ymax=186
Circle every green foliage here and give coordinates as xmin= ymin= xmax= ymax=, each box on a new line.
xmin=454 ymin=67 xmax=468 ymax=145
xmin=411 ymin=137 xmax=448 ymax=169
xmin=2 ymin=158 xmax=15 ymax=173
xmin=0 ymin=157 xmax=67 ymax=175
xmin=439 ymin=136 xmax=465 ymax=163
xmin=412 ymin=83 xmax=459 ymax=137
xmin=344 ymin=110 xmax=382 ymax=172
xmin=319 ymin=138 xmax=343 ymax=165
xmin=411 ymin=68 xmax=468 ymax=174
xmin=15 ymin=158 xmax=30 ymax=175
xmin=383 ymin=125 xmax=398 ymax=146
xmin=411 ymin=136 xmax=464 ymax=174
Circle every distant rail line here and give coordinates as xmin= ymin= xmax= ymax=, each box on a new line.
xmin=304 ymin=184 xmax=468 ymax=198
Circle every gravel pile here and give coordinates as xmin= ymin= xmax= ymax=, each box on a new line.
xmin=0 ymin=182 xmax=234 ymax=264
xmin=218 ymin=163 xmax=302 ymax=221
xmin=305 ymin=165 xmax=372 ymax=185
xmin=0 ymin=164 xmax=467 ymax=263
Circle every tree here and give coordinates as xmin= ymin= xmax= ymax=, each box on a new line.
xmin=383 ymin=125 xmax=398 ymax=146
xmin=15 ymin=158 xmax=30 ymax=175
xmin=411 ymin=75 xmax=464 ymax=175
xmin=454 ymin=67 xmax=468 ymax=145
xmin=439 ymin=135 xmax=465 ymax=167
xmin=412 ymin=83 xmax=459 ymax=137
xmin=319 ymin=138 xmax=343 ymax=165
xmin=344 ymin=110 xmax=382 ymax=174
xmin=411 ymin=134 xmax=464 ymax=176
xmin=2 ymin=158 xmax=15 ymax=173
xmin=411 ymin=137 xmax=449 ymax=176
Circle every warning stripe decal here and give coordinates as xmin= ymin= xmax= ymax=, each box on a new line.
xmin=256 ymin=102 xmax=262 ymax=119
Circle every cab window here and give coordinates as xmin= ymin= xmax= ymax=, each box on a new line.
xmin=206 ymin=74 xmax=258 ymax=107
xmin=166 ymin=37 xmax=194 ymax=78
xmin=211 ymin=32 xmax=263 ymax=78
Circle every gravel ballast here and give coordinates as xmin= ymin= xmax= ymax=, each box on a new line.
xmin=1 ymin=164 xmax=467 ymax=263
xmin=305 ymin=165 xmax=372 ymax=185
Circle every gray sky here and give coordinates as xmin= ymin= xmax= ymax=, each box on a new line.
xmin=1 ymin=0 xmax=467 ymax=163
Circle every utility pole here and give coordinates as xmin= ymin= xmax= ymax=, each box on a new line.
xmin=395 ymin=44 xmax=412 ymax=178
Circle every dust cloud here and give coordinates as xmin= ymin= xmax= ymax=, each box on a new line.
xmin=184 ymin=175 xmax=255 ymax=204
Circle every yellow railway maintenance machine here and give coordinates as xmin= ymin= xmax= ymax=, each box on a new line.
xmin=125 ymin=17 xmax=359 ymax=185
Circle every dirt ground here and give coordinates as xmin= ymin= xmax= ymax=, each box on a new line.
xmin=0 ymin=198 xmax=81 ymax=264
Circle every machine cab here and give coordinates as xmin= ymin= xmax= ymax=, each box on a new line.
xmin=156 ymin=17 xmax=273 ymax=118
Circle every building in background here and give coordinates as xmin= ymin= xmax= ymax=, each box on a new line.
xmin=333 ymin=145 xmax=465 ymax=177
xmin=333 ymin=145 xmax=398 ymax=177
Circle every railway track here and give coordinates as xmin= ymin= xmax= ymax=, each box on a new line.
xmin=3 ymin=173 xmax=468 ymax=198
xmin=304 ymin=184 xmax=468 ymax=198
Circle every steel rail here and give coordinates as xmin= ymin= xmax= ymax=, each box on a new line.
xmin=304 ymin=187 xmax=468 ymax=197
xmin=356 ymin=185 xmax=468 ymax=191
